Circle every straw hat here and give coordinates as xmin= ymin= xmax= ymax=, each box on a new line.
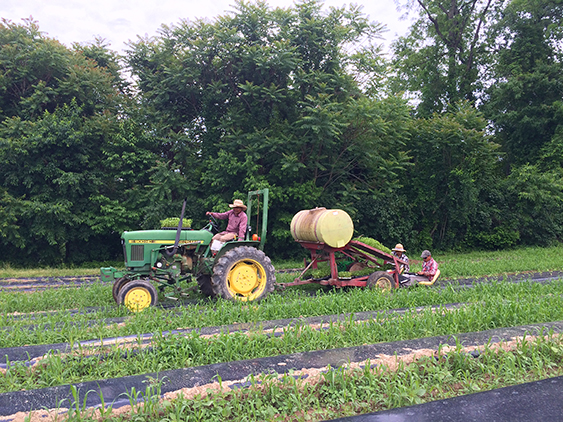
xmin=392 ymin=243 xmax=406 ymax=252
xmin=229 ymin=199 xmax=247 ymax=210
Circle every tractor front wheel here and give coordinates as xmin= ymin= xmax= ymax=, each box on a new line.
xmin=366 ymin=271 xmax=395 ymax=292
xmin=212 ymin=246 xmax=275 ymax=301
xmin=117 ymin=280 xmax=158 ymax=312
xmin=112 ymin=277 xmax=130 ymax=303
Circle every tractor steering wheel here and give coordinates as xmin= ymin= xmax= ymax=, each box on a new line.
xmin=208 ymin=214 xmax=220 ymax=234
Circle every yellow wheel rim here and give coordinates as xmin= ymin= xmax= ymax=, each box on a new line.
xmin=227 ymin=259 xmax=267 ymax=301
xmin=375 ymin=277 xmax=392 ymax=292
xmin=123 ymin=286 xmax=152 ymax=312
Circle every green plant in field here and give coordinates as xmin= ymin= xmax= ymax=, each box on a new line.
xmin=310 ymin=268 xmax=330 ymax=279
xmin=338 ymin=267 xmax=381 ymax=278
xmin=57 ymin=333 xmax=563 ymax=422
xmin=302 ymin=261 xmax=331 ymax=279
xmin=5 ymin=284 xmax=563 ymax=391
xmin=5 ymin=277 xmax=563 ymax=349
xmin=5 ymin=245 xmax=563 ymax=420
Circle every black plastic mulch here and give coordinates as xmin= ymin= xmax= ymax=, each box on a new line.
xmin=2 ymin=320 xmax=563 ymax=417
xmin=326 ymin=375 xmax=563 ymax=422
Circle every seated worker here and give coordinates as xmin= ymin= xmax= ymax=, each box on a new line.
xmin=206 ymin=199 xmax=248 ymax=252
xmin=392 ymin=243 xmax=410 ymax=273
xmin=400 ymin=250 xmax=438 ymax=287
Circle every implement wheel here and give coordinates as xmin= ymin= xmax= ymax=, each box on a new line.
xmin=117 ymin=280 xmax=158 ymax=312
xmin=212 ymin=246 xmax=275 ymax=302
xmin=112 ymin=277 xmax=130 ymax=303
xmin=197 ymin=274 xmax=215 ymax=297
xmin=366 ymin=271 xmax=395 ymax=292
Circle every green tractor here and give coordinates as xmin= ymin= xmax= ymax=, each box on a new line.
xmin=101 ymin=189 xmax=275 ymax=311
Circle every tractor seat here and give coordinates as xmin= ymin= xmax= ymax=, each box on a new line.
xmin=418 ymin=269 xmax=440 ymax=286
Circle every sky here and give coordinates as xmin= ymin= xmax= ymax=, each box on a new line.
xmin=1 ymin=0 xmax=415 ymax=55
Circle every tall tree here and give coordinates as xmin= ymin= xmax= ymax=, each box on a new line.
xmin=401 ymin=102 xmax=503 ymax=249
xmin=391 ymin=0 xmax=495 ymax=115
xmin=126 ymin=0 xmax=412 ymax=255
xmin=0 ymin=19 xmax=150 ymax=264
xmin=483 ymin=0 xmax=563 ymax=166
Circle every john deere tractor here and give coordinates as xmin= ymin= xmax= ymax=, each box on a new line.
xmin=101 ymin=189 xmax=275 ymax=311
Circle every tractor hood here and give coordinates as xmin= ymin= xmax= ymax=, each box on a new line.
xmin=121 ymin=228 xmax=214 ymax=269
xmin=122 ymin=228 xmax=213 ymax=246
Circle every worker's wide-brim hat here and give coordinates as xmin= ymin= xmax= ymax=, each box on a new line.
xmin=392 ymin=243 xmax=406 ymax=252
xmin=229 ymin=199 xmax=247 ymax=210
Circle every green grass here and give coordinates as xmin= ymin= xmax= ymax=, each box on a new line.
xmin=426 ymin=245 xmax=563 ymax=279
xmin=1 ymin=244 xmax=562 ymax=279
xmin=0 ymin=280 xmax=115 ymax=314
xmin=3 ymin=244 xmax=563 ymax=420
xmin=0 ymin=262 xmax=122 ymax=278
xmin=147 ymin=333 xmax=563 ymax=422
xmin=116 ymin=333 xmax=563 ymax=422
xmin=24 ymin=332 xmax=563 ymax=421
xmin=3 ymin=276 xmax=563 ymax=348
xmin=3 ymin=280 xmax=563 ymax=391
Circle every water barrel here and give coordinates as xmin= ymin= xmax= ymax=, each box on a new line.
xmin=290 ymin=208 xmax=354 ymax=248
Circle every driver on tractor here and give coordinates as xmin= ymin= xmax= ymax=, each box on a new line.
xmin=206 ymin=199 xmax=248 ymax=253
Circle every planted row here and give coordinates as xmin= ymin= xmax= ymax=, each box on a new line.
xmin=3 ymin=278 xmax=563 ymax=348
xmin=3 ymin=291 xmax=563 ymax=392
xmin=28 ymin=332 xmax=563 ymax=422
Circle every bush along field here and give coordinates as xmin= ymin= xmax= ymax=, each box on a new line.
xmin=2 ymin=246 xmax=563 ymax=421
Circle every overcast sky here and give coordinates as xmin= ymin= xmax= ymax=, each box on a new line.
xmin=1 ymin=0 xmax=414 ymax=55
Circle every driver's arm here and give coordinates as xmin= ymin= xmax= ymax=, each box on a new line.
xmin=208 ymin=211 xmax=230 ymax=220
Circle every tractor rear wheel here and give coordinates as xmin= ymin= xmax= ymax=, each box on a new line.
xmin=197 ymin=274 xmax=215 ymax=297
xmin=211 ymin=246 xmax=275 ymax=301
xmin=366 ymin=271 xmax=395 ymax=292
xmin=118 ymin=280 xmax=158 ymax=312
xmin=112 ymin=277 xmax=130 ymax=303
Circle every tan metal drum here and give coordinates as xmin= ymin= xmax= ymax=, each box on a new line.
xmin=290 ymin=208 xmax=354 ymax=248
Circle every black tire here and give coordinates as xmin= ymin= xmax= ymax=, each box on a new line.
xmin=112 ymin=277 xmax=130 ymax=303
xmin=211 ymin=246 xmax=275 ymax=301
xmin=117 ymin=280 xmax=158 ymax=312
xmin=366 ymin=271 xmax=395 ymax=292
xmin=197 ymin=274 xmax=215 ymax=297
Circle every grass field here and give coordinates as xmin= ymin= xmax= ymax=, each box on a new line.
xmin=3 ymin=244 xmax=562 ymax=279
xmin=1 ymin=244 xmax=563 ymax=421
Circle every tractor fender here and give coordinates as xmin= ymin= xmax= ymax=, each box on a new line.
xmin=214 ymin=240 xmax=260 ymax=260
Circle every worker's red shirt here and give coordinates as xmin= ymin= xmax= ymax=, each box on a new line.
xmin=210 ymin=210 xmax=247 ymax=240
xmin=422 ymin=257 xmax=438 ymax=280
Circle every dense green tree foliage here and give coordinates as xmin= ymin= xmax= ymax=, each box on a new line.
xmin=391 ymin=0 xmax=494 ymax=115
xmin=390 ymin=0 xmax=563 ymax=249
xmin=402 ymin=103 xmax=503 ymax=249
xmin=0 ymin=19 xmax=157 ymax=264
xmin=126 ymin=0 xmax=411 ymax=256
xmin=1 ymin=0 xmax=563 ymax=266
xmin=483 ymin=0 xmax=563 ymax=166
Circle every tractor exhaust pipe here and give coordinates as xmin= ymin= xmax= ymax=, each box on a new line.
xmin=165 ymin=198 xmax=187 ymax=257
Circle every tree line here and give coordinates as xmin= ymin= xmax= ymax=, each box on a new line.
xmin=1 ymin=0 xmax=562 ymax=265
